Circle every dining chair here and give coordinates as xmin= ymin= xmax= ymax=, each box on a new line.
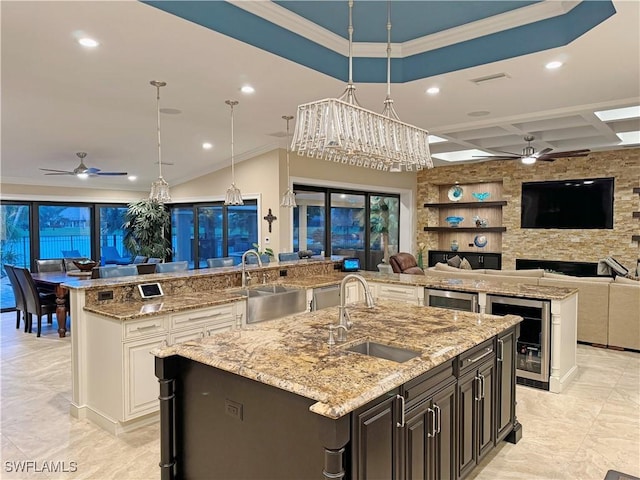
xmin=146 ymin=257 xmax=163 ymax=264
xmin=97 ymin=265 xmax=138 ymax=278
xmin=156 ymin=261 xmax=189 ymax=273
xmin=278 ymin=252 xmax=299 ymax=262
xmin=13 ymin=266 xmax=57 ymax=337
xmin=34 ymin=258 xmax=65 ymax=273
xmin=4 ymin=265 xmax=27 ymax=330
xmin=132 ymin=255 xmax=148 ymax=264
xmin=207 ymin=257 xmax=235 ymax=268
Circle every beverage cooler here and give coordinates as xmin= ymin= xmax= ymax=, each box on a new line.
xmin=486 ymin=295 xmax=551 ymax=390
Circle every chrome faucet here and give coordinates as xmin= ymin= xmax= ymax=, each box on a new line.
xmin=335 ymin=273 xmax=375 ymax=343
xmin=241 ymin=249 xmax=263 ymax=287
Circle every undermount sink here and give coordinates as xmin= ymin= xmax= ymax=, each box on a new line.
xmin=345 ymin=341 xmax=421 ymax=363
xmin=231 ymin=285 xmax=307 ymax=324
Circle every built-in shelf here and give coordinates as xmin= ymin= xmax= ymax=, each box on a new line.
xmin=424 ymin=226 xmax=507 ymax=233
xmin=423 ymin=200 xmax=507 ymax=208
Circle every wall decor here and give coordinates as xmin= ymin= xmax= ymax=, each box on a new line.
xmin=447 ymin=185 xmax=464 ymax=201
xmin=263 ymin=208 xmax=277 ymax=233
xmin=472 ymin=192 xmax=490 ymax=202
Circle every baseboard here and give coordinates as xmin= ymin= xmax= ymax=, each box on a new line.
xmin=73 ymin=404 xmax=158 ymax=436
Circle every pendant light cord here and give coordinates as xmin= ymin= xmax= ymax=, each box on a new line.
xmin=156 ymin=85 xmax=163 ymax=179
xmin=386 ymin=0 xmax=391 ymax=99
xmin=283 ymin=115 xmax=293 ymax=187
xmin=226 ymin=100 xmax=239 ymax=185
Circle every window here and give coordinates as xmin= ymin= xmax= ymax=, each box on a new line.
xmin=1 ymin=203 xmax=31 ymax=310
xmin=98 ymin=205 xmax=129 ymax=263
xmin=38 ymin=204 xmax=91 ymax=259
xmin=168 ymin=201 xmax=258 ymax=268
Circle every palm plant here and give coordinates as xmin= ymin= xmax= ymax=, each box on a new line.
xmin=122 ymin=199 xmax=172 ymax=260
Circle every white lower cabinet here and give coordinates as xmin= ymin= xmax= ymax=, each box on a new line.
xmin=83 ymin=300 xmax=245 ymax=432
xmin=373 ymin=282 xmax=424 ymax=305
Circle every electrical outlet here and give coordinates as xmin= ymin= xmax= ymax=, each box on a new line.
xmin=97 ymin=290 xmax=113 ymax=301
xmin=264 ymin=237 xmax=270 ymax=244
xmin=279 ymin=269 xmax=287 ymax=277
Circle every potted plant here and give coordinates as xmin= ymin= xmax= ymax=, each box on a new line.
xmin=252 ymin=243 xmax=275 ymax=264
xmin=123 ymin=199 xmax=172 ymax=261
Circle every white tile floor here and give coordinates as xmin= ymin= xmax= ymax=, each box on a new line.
xmin=1 ymin=312 xmax=638 ymax=479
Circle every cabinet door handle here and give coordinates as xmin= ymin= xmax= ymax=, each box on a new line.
xmin=433 ymin=404 xmax=441 ymax=434
xmin=474 ymin=376 xmax=481 ymax=401
xmin=465 ymin=348 xmax=493 ymax=365
xmin=497 ymin=339 xmax=504 ymax=362
xmin=135 ymin=324 xmax=161 ymax=332
xmin=427 ymin=407 xmax=437 ymax=438
xmin=396 ymin=394 xmax=405 ymax=428
xmin=479 ymin=373 xmax=486 ymax=399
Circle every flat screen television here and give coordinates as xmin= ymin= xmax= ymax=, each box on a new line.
xmin=521 ymin=177 xmax=614 ymax=229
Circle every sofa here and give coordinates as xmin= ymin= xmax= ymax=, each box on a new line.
xmin=426 ymin=262 xmax=640 ymax=350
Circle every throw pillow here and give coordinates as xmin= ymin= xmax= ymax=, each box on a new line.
xmin=459 ymin=257 xmax=472 ymax=270
xmin=447 ymin=255 xmax=462 ymax=268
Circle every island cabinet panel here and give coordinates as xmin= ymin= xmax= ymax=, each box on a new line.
xmin=404 ymin=381 xmax=457 ymax=480
xmin=456 ymin=339 xmax=496 ymax=480
xmin=351 ymin=391 xmax=403 ymax=480
xmin=496 ymin=327 xmax=517 ymax=442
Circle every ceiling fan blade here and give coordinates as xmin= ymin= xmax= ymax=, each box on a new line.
xmin=539 ymin=149 xmax=590 ymax=160
xmin=40 ymin=168 xmax=74 ymax=174
xmin=95 ymin=171 xmax=128 ymax=176
xmin=44 ymin=172 xmax=76 ymax=175
xmin=84 ymin=167 xmax=101 ymax=174
xmin=472 ymin=155 xmax=520 ymax=160
xmin=536 ymin=148 xmax=553 ymax=156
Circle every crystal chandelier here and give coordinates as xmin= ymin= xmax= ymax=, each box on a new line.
xmin=291 ymin=0 xmax=433 ymax=172
xmin=224 ymin=100 xmax=243 ymax=206
xmin=149 ymin=80 xmax=171 ymax=203
xmin=280 ymin=115 xmax=297 ymax=207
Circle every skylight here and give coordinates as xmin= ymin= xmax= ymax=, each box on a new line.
xmin=616 ymin=131 xmax=640 ymax=145
xmin=432 ymin=149 xmax=491 ymax=162
xmin=594 ymin=106 xmax=640 ymax=122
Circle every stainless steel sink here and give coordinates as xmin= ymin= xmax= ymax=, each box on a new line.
xmin=345 ymin=341 xmax=420 ymax=363
xmin=231 ymin=285 xmax=307 ymax=323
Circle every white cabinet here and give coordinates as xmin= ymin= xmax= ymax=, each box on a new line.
xmin=373 ymin=282 xmax=424 ymax=305
xmin=81 ymin=300 xmax=245 ymax=434
xmin=345 ymin=281 xmax=362 ymax=305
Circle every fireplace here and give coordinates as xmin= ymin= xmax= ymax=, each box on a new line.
xmin=516 ymin=259 xmax=599 ymax=277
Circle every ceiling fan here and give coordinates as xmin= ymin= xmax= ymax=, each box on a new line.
xmin=474 ymin=135 xmax=590 ymax=164
xmin=40 ymin=152 xmax=128 ymax=178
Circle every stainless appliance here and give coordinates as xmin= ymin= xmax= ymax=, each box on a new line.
xmin=425 ymin=289 xmax=478 ymax=312
xmin=486 ymin=295 xmax=551 ymax=390
xmin=311 ymin=285 xmax=340 ymax=311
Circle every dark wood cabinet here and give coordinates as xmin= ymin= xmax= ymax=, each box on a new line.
xmin=496 ymin=327 xmax=516 ymax=442
xmin=352 ymin=391 xmax=403 ymax=480
xmin=404 ymin=382 xmax=456 ymax=480
xmin=457 ymin=341 xmax=496 ymax=479
xmin=428 ymin=250 xmax=502 ymax=270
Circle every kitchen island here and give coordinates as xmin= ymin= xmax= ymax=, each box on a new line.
xmin=154 ymin=300 xmax=523 ymax=480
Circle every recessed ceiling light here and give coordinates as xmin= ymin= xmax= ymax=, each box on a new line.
xmin=78 ymin=37 xmax=99 ymax=48
xmin=202 ymin=142 xmax=213 ymax=150
xmin=617 ymin=131 xmax=640 ymax=145
xmin=595 ymin=106 xmax=640 ymax=122
xmin=545 ymin=61 xmax=563 ymax=70
xmin=128 ymin=175 xmax=137 ymax=181
xmin=432 ymin=149 xmax=491 ymax=162
xmin=428 ymin=135 xmax=447 ymax=144
xmin=240 ymin=85 xmax=255 ymax=94
xmin=467 ymin=111 xmax=490 ymax=117
xmin=426 ymin=87 xmax=440 ymax=95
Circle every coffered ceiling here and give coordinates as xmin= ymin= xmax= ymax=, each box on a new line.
xmin=1 ymin=0 xmax=638 ymax=192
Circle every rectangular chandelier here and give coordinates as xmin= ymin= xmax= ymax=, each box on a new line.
xmin=291 ymin=97 xmax=433 ymax=171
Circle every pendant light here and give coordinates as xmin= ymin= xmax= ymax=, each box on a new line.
xmin=148 ymin=80 xmax=171 ymax=203
xmin=280 ymin=115 xmax=296 ymax=207
xmin=224 ymin=99 xmax=243 ymax=206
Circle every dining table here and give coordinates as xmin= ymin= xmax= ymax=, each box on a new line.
xmin=31 ymin=271 xmax=91 ymax=337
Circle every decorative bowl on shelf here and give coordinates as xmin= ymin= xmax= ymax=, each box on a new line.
xmin=472 ymin=192 xmax=490 ymax=202
xmin=474 ymin=235 xmax=488 ymax=248
xmin=444 ymin=216 xmax=464 ymax=227
xmin=447 ymin=185 xmax=464 ymax=202
xmin=72 ymin=259 xmax=98 ymax=271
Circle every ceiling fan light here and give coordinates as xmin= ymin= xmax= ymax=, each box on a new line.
xmin=521 ymin=156 xmax=537 ymax=165
xmin=77 ymin=172 xmax=89 ymax=179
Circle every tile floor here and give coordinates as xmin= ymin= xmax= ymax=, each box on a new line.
xmin=0 ymin=312 xmax=638 ymax=480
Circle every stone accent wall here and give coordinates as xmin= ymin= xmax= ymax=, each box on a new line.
xmin=417 ymin=148 xmax=640 ymax=271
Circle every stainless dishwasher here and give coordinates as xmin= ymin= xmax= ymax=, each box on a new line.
xmin=311 ymin=285 xmax=341 ymax=311
xmin=425 ymin=288 xmax=478 ymax=312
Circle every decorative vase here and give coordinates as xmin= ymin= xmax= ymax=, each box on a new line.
xmin=450 ymin=240 xmax=459 ymax=252
xmin=417 ymin=251 xmax=424 ymax=269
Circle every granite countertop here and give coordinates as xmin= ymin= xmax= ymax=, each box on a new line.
xmin=153 ymin=301 xmax=522 ymax=419
xmin=83 ymin=291 xmax=245 ymax=320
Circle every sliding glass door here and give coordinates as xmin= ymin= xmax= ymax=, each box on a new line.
xmin=1 ymin=203 xmax=31 ymax=310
